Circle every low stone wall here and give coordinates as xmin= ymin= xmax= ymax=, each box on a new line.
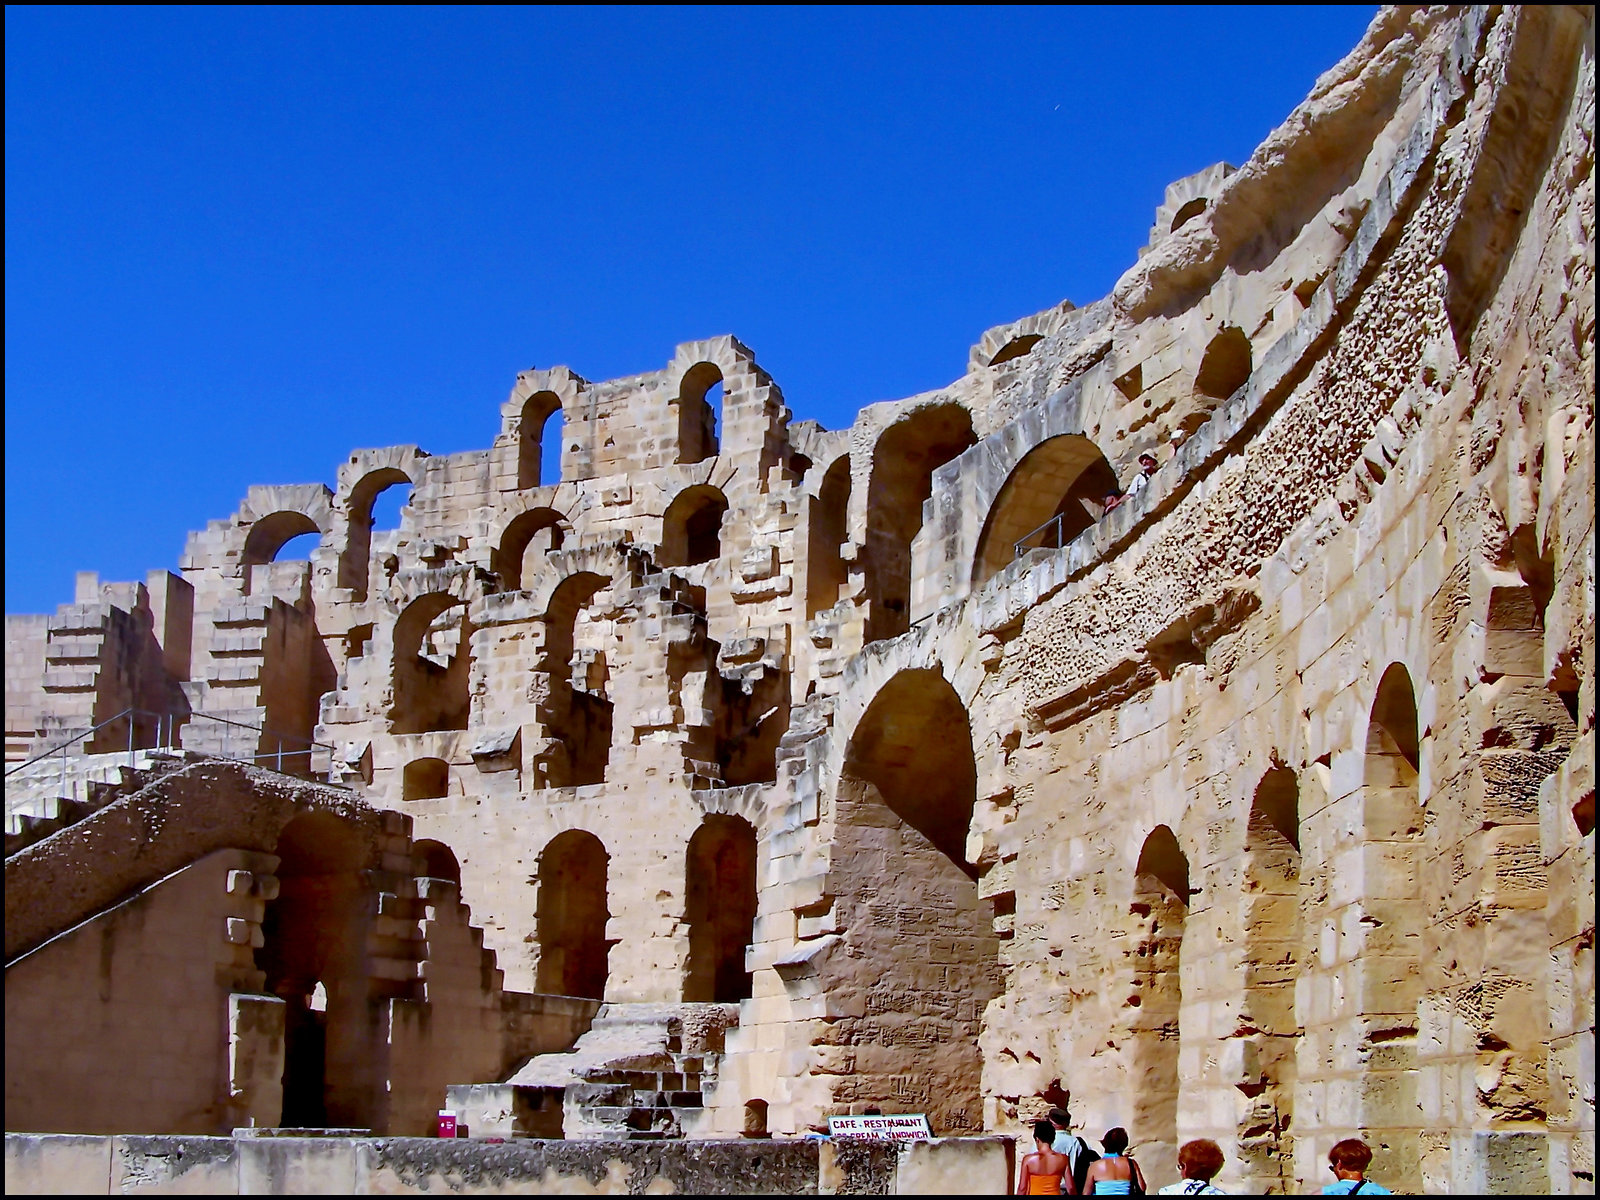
xmin=3 ymin=1132 xmax=1011 ymax=1195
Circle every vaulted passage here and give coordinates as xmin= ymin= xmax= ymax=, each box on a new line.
xmin=972 ymin=434 xmax=1121 ymax=584
xmin=1239 ymin=767 xmax=1303 ymax=1193
xmin=826 ymin=668 xmax=999 ymax=1133
xmin=535 ymin=830 xmax=611 ymax=1000
xmin=661 ymin=485 xmax=728 ymax=567
xmin=1126 ymin=825 xmax=1189 ymax=1189
xmin=864 ymin=405 xmax=976 ymax=641
xmin=258 ymin=813 xmax=373 ymax=1130
xmin=1358 ymin=663 xmax=1425 ymax=1193
xmin=683 ymin=815 xmax=757 ymax=1003
xmin=494 ymin=507 xmax=566 ymax=590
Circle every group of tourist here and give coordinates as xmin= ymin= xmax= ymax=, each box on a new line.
xmin=1017 ymin=1109 xmax=1393 ymax=1195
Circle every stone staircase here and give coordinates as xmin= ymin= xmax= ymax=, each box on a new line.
xmin=3 ymin=749 xmax=190 ymax=856
xmin=502 ymin=1002 xmax=739 ymax=1139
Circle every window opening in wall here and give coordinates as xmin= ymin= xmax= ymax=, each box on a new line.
xmin=683 ymin=814 xmax=758 ymax=1003
xmin=391 ymin=596 xmax=471 ymax=735
xmin=743 ymin=1098 xmax=769 ymax=1138
xmin=660 ymin=486 xmax=728 ymax=568
xmin=494 ymin=507 xmax=566 ymax=591
xmin=535 ymin=830 xmax=611 ymax=999
xmin=1127 ymin=825 xmax=1189 ymax=1190
xmin=534 ymin=572 xmax=613 ymax=787
xmin=273 ymin=531 xmax=322 ymax=562
xmin=831 ymin=668 xmax=999 ymax=1132
xmin=242 ymin=511 xmax=321 ymax=568
xmin=402 ymin=757 xmax=450 ymax=800
xmin=863 ymin=404 xmax=976 ymax=642
xmin=370 ymin=483 xmax=410 ymax=531
xmin=990 ymin=333 xmax=1042 ymax=366
xmin=413 ymin=838 xmax=461 ymax=883
xmin=1170 ymin=197 xmax=1208 ymax=231
xmin=676 ymin=363 xmax=724 ymax=464
xmin=806 ymin=456 xmax=852 ymax=618
xmin=517 ymin=391 xmax=565 ymax=489
xmin=1195 ymin=326 xmax=1252 ymax=400
xmin=340 ymin=467 xmax=414 ymax=600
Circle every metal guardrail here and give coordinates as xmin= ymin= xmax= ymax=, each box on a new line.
xmin=5 ymin=707 xmax=337 ymax=785
xmin=1014 ymin=512 xmax=1066 ymax=559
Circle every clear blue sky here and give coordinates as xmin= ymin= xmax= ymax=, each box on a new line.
xmin=5 ymin=5 xmax=1378 ymax=614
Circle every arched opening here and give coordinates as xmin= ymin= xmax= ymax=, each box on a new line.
xmin=990 ymin=333 xmax=1043 ymax=366
xmin=683 ymin=814 xmax=758 ymax=1003
xmin=1127 ymin=826 xmax=1190 ymax=1188
xmin=412 ymin=838 xmax=461 ymax=884
xmin=258 ymin=811 xmax=371 ymax=1129
xmin=1170 ymin=197 xmax=1208 ymax=231
xmin=660 ymin=486 xmax=729 ymax=568
xmin=493 ymin=507 xmax=566 ymax=591
xmin=402 ymin=758 xmax=449 ymax=801
xmin=742 ymin=1098 xmax=769 ymax=1138
xmin=274 ymin=531 xmax=323 ymax=562
xmin=390 ymin=595 xmax=471 ymax=735
xmin=1358 ymin=663 xmax=1425 ymax=1193
xmin=340 ymin=468 xmax=414 ymax=598
xmin=830 ymin=668 xmax=999 ymax=1132
xmin=242 ymin=511 xmax=322 ymax=568
xmin=676 ymin=362 xmax=723 ymax=464
xmin=535 ymin=830 xmax=611 ymax=999
xmin=1239 ymin=767 xmax=1303 ymax=1193
xmin=1195 ymin=326 xmax=1252 ymax=401
xmin=863 ymin=404 xmax=977 ymax=641
xmin=535 ymin=572 xmax=613 ymax=787
xmin=972 ymin=434 xmax=1122 ymax=585
xmin=517 ymin=391 xmax=566 ymax=489
xmin=806 ymin=456 xmax=852 ymax=618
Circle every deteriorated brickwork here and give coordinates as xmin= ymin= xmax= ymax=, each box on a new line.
xmin=5 ymin=6 xmax=1594 ymax=1193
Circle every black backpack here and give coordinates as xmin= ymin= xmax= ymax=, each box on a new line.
xmin=1068 ymin=1138 xmax=1101 ymax=1195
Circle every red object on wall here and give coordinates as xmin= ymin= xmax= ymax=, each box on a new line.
xmin=437 ymin=1111 xmax=458 ymax=1138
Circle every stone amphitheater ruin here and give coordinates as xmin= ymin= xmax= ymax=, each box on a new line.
xmin=4 ymin=5 xmax=1594 ymax=1194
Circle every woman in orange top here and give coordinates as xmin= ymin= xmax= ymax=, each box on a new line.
xmin=1019 ymin=1119 xmax=1072 ymax=1195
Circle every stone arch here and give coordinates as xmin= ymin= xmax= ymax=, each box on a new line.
xmin=675 ymin=361 xmax=724 ymax=465
xmin=660 ymin=485 xmax=729 ymax=568
xmin=989 ymin=333 xmax=1043 ymax=366
xmin=535 ymin=829 xmax=611 ymax=999
xmin=390 ymin=593 xmax=471 ymax=735
xmin=1126 ymin=825 xmax=1190 ymax=1187
xmin=1354 ymin=662 xmax=1425 ymax=1193
xmin=338 ymin=455 xmax=421 ymax=598
xmin=412 ymin=838 xmax=461 ymax=883
xmin=242 ymin=511 xmax=323 ymax=567
xmin=401 ymin=757 xmax=450 ymax=801
xmin=1195 ymin=326 xmax=1252 ymax=401
xmin=533 ymin=570 xmax=613 ymax=788
xmin=516 ymin=390 xmax=566 ymax=489
xmin=259 ymin=811 xmax=373 ymax=1129
xmin=492 ymin=507 xmax=568 ymax=591
xmin=683 ymin=814 xmax=758 ymax=1003
xmin=817 ymin=665 xmax=999 ymax=1133
xmin=806 ymin=454 xmax=852 ymax=618
xmin=971 ymin=433 xmax=1122 ymax=584
xmin=864 ymin=403 xmax=977 ymax=641
xmin=1238 ymin=766 xmax=1303 ymax=1193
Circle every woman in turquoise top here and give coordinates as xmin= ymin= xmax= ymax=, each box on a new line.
xmin=1083 ymin=1128 xmax=1147 ymax=1195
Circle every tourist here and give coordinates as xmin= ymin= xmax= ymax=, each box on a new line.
xmin=1048 ymin=1107 xmax=1099 ymax=1194
xmin=1101 ymin=490 xmax=1125 ymax=515
xmin=1124 ymin=452 xmax=1160 ymax=497
xmin=1082 ymin=1128 xmax=1147 ymax=1195
xmin=1157 ymin=1140 xmax=1227 ymax=1194
xmin=1321 ymin=1138 xmax=1392 ymax=1194
xmin=1019 ymin=1118 xmax=1072 ymax=1195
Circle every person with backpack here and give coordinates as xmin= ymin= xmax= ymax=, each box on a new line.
xmin=1321 ymin=1139 xmax=1392 ymax=1194
xmin=1047 ymin=1107 xmax=1101 ymax=1194
xmin=1157 ymin=1140 xmax=1228 ymax=1194
xmin=1082 ymin=1127 xmax=1147 ymax=1195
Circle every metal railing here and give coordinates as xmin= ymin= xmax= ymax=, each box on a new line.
xmin=5 ymin=707 xmax=338 ymax=790
xmin=1014 ymin=512 xmax=1067 ymax=560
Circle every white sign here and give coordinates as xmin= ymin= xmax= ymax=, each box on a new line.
xmin=828 ymin=1114 xmax=932 ymax=1141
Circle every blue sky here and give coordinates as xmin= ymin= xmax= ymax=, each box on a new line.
xmin=5 ymin=5 xmax=1378 ymax=614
